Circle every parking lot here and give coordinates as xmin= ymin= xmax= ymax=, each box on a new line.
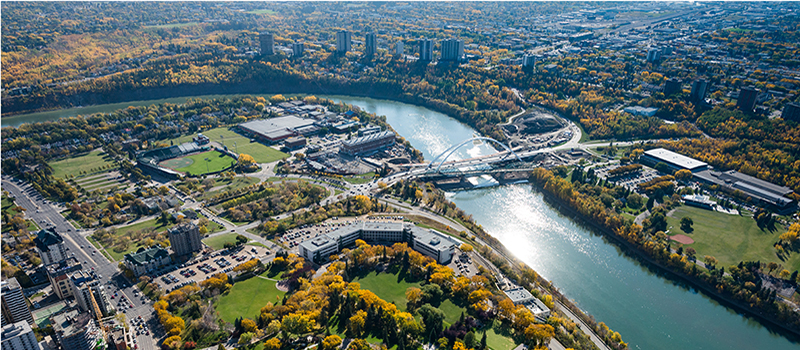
xmin=595 ymin=164 xmax=662 ymax=192
xmin=448 ymin=253 xmax=477 ymax=278
xmin=149 ymin=245 xmax=272 ymax=292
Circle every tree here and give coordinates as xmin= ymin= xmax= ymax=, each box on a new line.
xmin=767 ymin=262 xmax=779 ymax=274
xmin=674 ymin=169 xmax=693 ymax=181
xmin=282 ymin=313 xmax=313 ymax=338
xmin=238 ymin=154 xmax=256 ymax=166
xmin=780 ymin=269 xmax=791 ymax=280
xmin=418 ymin=304 xmax=445 ymax=338
xmin=460 ymin=243 xmax=473 ymax=252
xmin=241 ymin=318 xmax=257 ymax=333
xmin=626 ymin=193 xmax=644 ymax=210
xmin=159 ymin=186 xmax=170 ymax=195
xmin=704 ymin=255 xmax=717 ymax=268
xmin=405 ymin=287 xmax=423 ymax=308
xmin=322 ymin=335 xmax=342 ymax=350
xmin=263 ymin=338 xmax=281 ymax=350
xmin=238 ymin=332 xmax=254 ymax=345
xmin=680 ymin=217 xmax=693 ymax=233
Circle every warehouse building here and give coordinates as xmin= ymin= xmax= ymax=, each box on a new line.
xmin=237 ymin=116 xmax=316 ymax=143
xmin=693 ymin=169 xmax=795 ymax=209
xmin=340 ymin=131 xmax=396 ymax=156
xmin=299 ymin=221 xmax=459 ymax=264
xmin=639 ymin=148 xmax=708 ymax=173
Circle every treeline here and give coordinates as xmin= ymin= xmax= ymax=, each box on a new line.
xmin=528 ymin=167 xmax=800 ymax=335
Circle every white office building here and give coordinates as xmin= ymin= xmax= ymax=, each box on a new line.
xmin=299 ymin=222 xmax=459 ymax=264
xmin=504 ymin=287 xmax=551 ymax=321
xmin=34 ymin=228 xmax=68 ymax=266
xmin=2 ymin=321 xmax=41 ymax=350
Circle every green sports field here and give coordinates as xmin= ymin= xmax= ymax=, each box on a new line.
xmin=160 ymin=150 xmax=235 ymax=176
xmin=666 ymin=205 xmax=796 ymax=271
xmin=48 ymin=150 xmax=116 ymax=178
xmin=164 ymin=127 xmax=289 ymax=164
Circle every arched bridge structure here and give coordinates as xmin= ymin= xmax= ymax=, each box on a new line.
xmin=426 ymin=137 xmax=522 ymax=173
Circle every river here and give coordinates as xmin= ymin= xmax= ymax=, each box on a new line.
xmin=5 ymin=94 xmax=798 ymax=349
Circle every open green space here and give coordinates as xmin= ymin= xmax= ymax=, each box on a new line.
xmin=484 ymin=321 xmax=518 ymax=350
xmin=246 ymin=242 xmax=268 ymax=248
xmin=167 ymin=150 xmax=235 ymax=176
xmin=48 ymin=150 xmax=116 ymax=178
xmin=352 ymin=270 xmax=422 ymax=311
xmin=342 ymin=172 xmax=376 ymax=184
xmin=75 ymin=176 xmax=113 ymax=187
xmin=215 ymin=275 xmax=285 ymax=324
xmin=665 ymin=205 xmax=797 ymax=270
xmin=200 ymin=176 xmax=261 ymax=199
xmin=2 ymin=196 xmax=21 ymax=216
xmin=202 ymin=233 xmax=240 ymax=250
xmin=164 ymin=127 xmax=289 ymax=164
xmin=99 ymin=218 xmax=178 ymax=261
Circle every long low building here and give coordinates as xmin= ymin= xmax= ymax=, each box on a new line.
xmin=340 ymin=131 xmax=396 ymax=156
xmin=237 ymin=116 xmax=317 ymax=143
xmin=693 ymin=169 xmax=795 ymax=209
xmin=640 ymin=148 xmax=708 ymax=173
xmin=299 ymin=221 xmax=459 ymax=264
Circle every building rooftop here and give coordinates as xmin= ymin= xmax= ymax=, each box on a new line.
xmin=123 ymin=247 xmax=170 ymax=266
xmin=2 ymin=320 xmax=34 ymax=339
xmin=239 ymin=116 xmax=316 ymax=136
xmin=34 ymin=228 xmax=64 ymax=251
xmin=410 ymin=226 xmax=460 ymax=252
xmin=2 ymin=276 xmax=21 ymax=291
xmin=644 ymin=148 xmax=708 ymax=170
xmin=342 ymin=131 xmax=395 ymax=148
xmin=51 ymin=309 xmax=92 ymax=338
xmin=504 ymin=287 xmax=535 ymax=304
xmin=168 ymin=222 xmax=198 ymax=235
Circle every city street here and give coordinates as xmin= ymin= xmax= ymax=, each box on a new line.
xmin=3 ymin=179 xmax=161 ymax=350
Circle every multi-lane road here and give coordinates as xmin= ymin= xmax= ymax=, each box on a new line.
xmin=2 ymin=179 xmax=160 ymax=350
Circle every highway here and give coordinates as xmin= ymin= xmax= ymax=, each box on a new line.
xmin=2 ymin=179 xmax=161 ymax=350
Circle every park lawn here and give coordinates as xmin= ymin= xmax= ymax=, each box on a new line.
xmin=166 ymin=127 xmax=289 ymax=164
xmin=215 ymin=276 xmax=285 ymax=324
xmin=2 ymin=196 xmax=21 ymax=216
xmin=246 ymin=242 xmax=268 ymax=248
xmin=665 ymin=205 xmax=797 ymax=271
xmin=173 ymin=150 xmax=236 ymax=175
xmin=352 ymin=270 xmax=422 ymax=311
xmin=439 ymin=299 xmax=467 ymax=324
xmin=101 ymin=218 xmax=178 ymax=261
xmin=342 ymin=172 xmax=376 ymax=184
xmin=485 ymin=321 xmax=518 ymax=350
xmin=48 ymin=150 xmax=116 ymax=178
xmin=202 ymin=233 xmax=240 ymax=250
xmin=200 ymin=176 xmax=261 ymax=199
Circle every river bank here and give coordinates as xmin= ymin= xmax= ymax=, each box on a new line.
xmin=526 ymin=177 xmax=800 ymax=340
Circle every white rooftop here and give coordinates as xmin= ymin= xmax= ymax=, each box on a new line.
xmin=644 ymin=148 xmax=708 ymax=170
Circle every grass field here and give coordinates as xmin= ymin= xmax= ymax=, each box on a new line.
xmin=200 ymin=177 xmax=261 ymax=199
xmin=49 ymin=150 xmax=116 ymax=178
xmin=165 ymin=127 xmax=289 ymax=164
xmin=215 ymin=276 xmax=285 ymax=324
xmin=352 ymin=271 xmax=422 ymax=311
xmin=666 ymin=206 xmax=797 ymax=270
xmin=101 ymin=218 xmax=178 ymax=261
xmin=164 ymin=150 xmax=235 ymax=176
xmin=202 ymin=233 xmax=240 ymax=250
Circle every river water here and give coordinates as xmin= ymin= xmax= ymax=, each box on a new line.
xmin=5 ymin=95 xmax=798 ymax=349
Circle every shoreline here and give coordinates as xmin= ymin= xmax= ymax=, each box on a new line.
xmin=528 ymin=181 xmax=800 ymax=341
